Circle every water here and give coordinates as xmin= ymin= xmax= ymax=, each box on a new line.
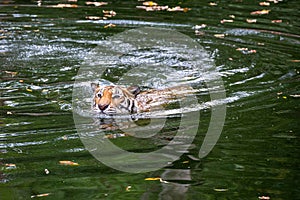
xmin=1 ymin=0 xmax=299 ymax=199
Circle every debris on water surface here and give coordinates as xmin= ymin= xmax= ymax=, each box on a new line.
xmin=44 ymin=168 xmax=50 ymax=175
xmin=246 ymin=19 xmax=257 ymax=23
xmin=145 ymin=177 xmax=168 ymax=183
xmin=250 ymin=9 xmax=270 ymax=15
xmin=214 ymin=34 xmax=226 ymax=38
xmin=258 ymin=196 xmax=270 ymax=200
xmin=85 ymin=1 xmax=108 ymax=7
xmin=125 ymin=185 xmax=132 ymax=191
xmin=220 ymin=19 xmax=234 ymax=23
xmin=5 ymin=163 xmax=16 ymax=170
xmin=214 ymin=188 xmax=228 ymax=192
xmin=53 ymin=4 xmax=78 ymax=8
xmin=271 ymin=19 xmax=282 ymax=23
xmin=259 ymin=2 xmax=270 ymax=6
xmin=59 ymin=160 xmax=79 ymax=166
xmin=31 ymin=193 xmax=51 ymax=198
xmin=104 ymin=23 xmax=116 ymax=28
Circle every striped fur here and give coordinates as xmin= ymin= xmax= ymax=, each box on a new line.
xmin=91 ymin=83 xmax=140 ymax=114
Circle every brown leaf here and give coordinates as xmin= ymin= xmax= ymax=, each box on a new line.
xmin=104 ymin=23 xmax=116 ymax=28
xmin=250 ymin=9 xmax=270 ymax=15
xmin=271 ymin=19 xmax=282 ymax=23
xmin=103 ymin=10 xmax=116 ymax=16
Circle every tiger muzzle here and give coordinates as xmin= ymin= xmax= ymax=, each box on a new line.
xmin=98 ymin=104 xmax=109 ymax=111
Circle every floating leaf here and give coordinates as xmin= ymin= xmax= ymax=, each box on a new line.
xmin=209 ymin=2 xmax=217 ymax=6
xmin=250 ymin=9 xmax=270 ymax=15
xmin=195 ymin=30 xmax=204 ymax=36
xmin=220 ymin=19 xmax=233 ymax=23
xmin=103 ymin=10 xmax=116 ymax=17
xmin=258 ymin=196 xmax=270 ymax=200
xmin=259 ymin=2 xmax=270 ymax=6
xmin=125 ymin=185 xmax=132 ymax=191
xmin=53 ymin=4 xmax=78 ymax=8
xmin=85 ymin=1 xmax=108 ymax=7
xmin=86 ymin=16 xmax=102 ymax=20
xmin=26 ymin=88 xmax=33 ymax=92
xmin=59 ymin=160 xmax=79 ymax=166
xmin=143 ymin=1 xmax=158 ymax=6
xmin=145 ymin=177 xmax=161 ymax=181
xmin=214 ymin=188 xmax=228 ymax=192
xmin=104 ymin=23 xmax=116 ymax=28
xmin=246 ymin=19 xmax=257 ymax=23
xmin=214 ymin=34 xmax=225 ymax=38
xmin=271 ymin=19 xmax=282 ymax=23
xmin=236 ymin=48 xmax=256 ymax=54
xmin=31 ymin=193 xmax=51 ymax=198
xmin=5 ymin=71 xmax=18 ymax=76
xmin=193 ymin=24 xmax=207 ymax=29
xmin=145 ymin=177 xmax=168 ymax=183
xmin=167 ymin=6 xmax=191 ymax=12
xmin=136 ymin=5 xmax=169 ymax=11
xmin=5 ymin=163 xmax=16 ymax=169
xmin=267 ymin=0 xmax=282 ymax=3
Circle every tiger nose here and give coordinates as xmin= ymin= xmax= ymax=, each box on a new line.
xmin=98 ymin=104 xmax=109 ymax=111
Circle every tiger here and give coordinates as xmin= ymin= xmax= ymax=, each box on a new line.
xmin=91 ymin=83 xmax=141 ymax=114
xmin=91 ymin=83 xmax=188 ymax=115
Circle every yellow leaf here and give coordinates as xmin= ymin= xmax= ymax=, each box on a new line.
xmin=214 ymin=34 xmax=225 ymax=38
xmin=26 ymin=88 xmax=33 ymax=92
xmin=59 ymin=160 xmax=79 ymax=166
xmin=104 ymin=23 xmax=116 ymax=28
xmin=143 ymin=1 xmax=158 ymax=6
xmin=145 ymin=177 xmax=161 ymax=181
xmin=250 ymin=9 xmax=270 ymax=15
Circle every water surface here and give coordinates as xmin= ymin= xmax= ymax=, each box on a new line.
xmin=1 ymin=0 xmax=299 ymax=199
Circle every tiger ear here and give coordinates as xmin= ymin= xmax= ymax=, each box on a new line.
xmin=91 ymin=83 xmax=99 ymax=92
xmin=127 ymin=86 xmax=140 ymax=97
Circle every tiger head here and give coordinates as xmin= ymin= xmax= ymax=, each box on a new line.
xmin=91 ymin=83 xmax=141 ymax=114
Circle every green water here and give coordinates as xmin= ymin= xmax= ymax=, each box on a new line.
xmin=1 ymin=0 xmax=299 ymax=199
